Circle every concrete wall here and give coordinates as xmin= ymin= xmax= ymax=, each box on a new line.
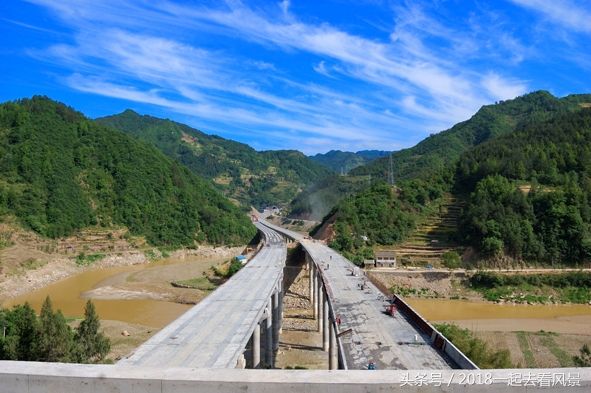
xmin=391 ymin=294 xmax=479 ymax=370
xmin=1 ymin=362 xmax=590 ymax=392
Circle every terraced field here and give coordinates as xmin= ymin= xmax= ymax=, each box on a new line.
xmin=391 ymin=195 xmax=464 ymax=267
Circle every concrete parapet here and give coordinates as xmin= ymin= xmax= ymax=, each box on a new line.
xmin=390 ymin=294 xmax=479 ymax=370
xmin=0 ymin=362 xmax=590 ymax=392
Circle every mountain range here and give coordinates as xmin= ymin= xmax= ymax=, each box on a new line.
xmin=1 ymin=91 xmax=591 ymax=267
xmin=97 ymin=110 xmax=331 ymax=209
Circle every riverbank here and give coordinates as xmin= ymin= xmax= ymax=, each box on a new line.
xmin=2 ymin=245 xmax=245 ymax=362
xmin=369 ymin=268 xmax=591 ymax=304
xmin=372 ymin=269 xmax=591 ymax=368
xmin=0 ymin=242 xmax=243 ymax=304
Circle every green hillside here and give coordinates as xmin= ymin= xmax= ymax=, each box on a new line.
xmin=456 ymin=108 xmax=591 ymax=265
xmin=310 ymin=150 xmax=389 ymax=173
xmin=97 ymin=110 xmax=331 ymax=208
xmin=0 ymin=97 xmax=255 ymax=246
xmin=295 ymin=91 xmax=585 ymax=220
xmin=319 ymin=92 xmax=591 ymax=266
xmin=352 ymin=91 xmax=590 ymax=181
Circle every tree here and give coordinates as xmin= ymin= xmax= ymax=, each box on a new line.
xmin=573 ymin=344 xmax=591 ymax=367
xmin=36 ymin=296 xmax=74 ymax=362
xmin=74 ymin=300 xmax=110 ymax=363
xmin=2 ymin=303 xmax=39 ymax=361
xmin=442 ymin=251 xmax=462 ymax=269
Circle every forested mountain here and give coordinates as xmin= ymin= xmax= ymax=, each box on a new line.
xmin=351 ymin=91 xmax=591 ymax=181
xmin=317 ymin=92 xmax=591 ymax=266
xmin=0 ymin=97 xmax=255 ymax=246
xmin=97 ymin=110 xmax=331 ymax=208
xmin=456 ymin=108 xmax=591 ymax=265
xmin=310 ymin=150 xmax=389 ymax=173
xmin=294 ymin=91 xmax=586 ymax=220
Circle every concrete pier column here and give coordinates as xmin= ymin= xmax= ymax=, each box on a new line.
xmin=236 ymin=353 xmax=246 ymax=369
xmin=308 ymin=259 xmax=314 ymax=305
xmin=314 ymin=272 xmax=320 ymax=321
xmin=278 ymin=278 xmax=284 ymax=334
xmin=318 ymin=288 xmax=324 ymax=333
xmin=265 ymin=299 xmax=273 ymax=367
xmin=252 ymin=323 xmax=261 ymax=368
xmin=322 ymin=295 xmax=329 ymax=352
xmin=329 ymin=321 xmax=338 ymax=370
xmin=272 ymin=289 xmax=280 ymax=351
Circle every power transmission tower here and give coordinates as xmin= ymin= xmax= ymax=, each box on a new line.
xmin=388 ymin=153 xmax=395 ymax=185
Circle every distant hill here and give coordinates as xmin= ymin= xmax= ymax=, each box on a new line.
xmin=310 ymin=149 xmax=390 ymax=173
xmin=97 ymin=110 xmax=331 ymax=209
xmin=288 ymin=174 xmax=371 ymax=221
xmin=0 ymin=97 xmax=255 ymax=246
xmin=315 ymin=91 xmax=591 ymax=266
xmin=289 ymin=150 xmax=389 ymax=220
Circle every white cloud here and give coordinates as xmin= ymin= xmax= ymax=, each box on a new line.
xmin=21 ymin=0 xmax=542 ymax=153
xmin=509 ymin=0 xmax=591 ymax=34
xmin=279 ymin=0 xmax=290 ymax=16
xmin=313 ymin=60 xmax=331 ymax=77
xmin=481 ymin=73 xmax=528 ymax=101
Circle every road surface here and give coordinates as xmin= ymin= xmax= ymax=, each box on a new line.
xmin=260 ymin=219 xmax=454 ymax=370
xmin=119 ymin=223 xmax=286 ymax=368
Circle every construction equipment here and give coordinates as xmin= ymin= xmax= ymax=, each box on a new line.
xmin=385 ymin=304 xmax=397 ymax=317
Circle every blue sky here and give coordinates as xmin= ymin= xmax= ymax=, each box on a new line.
xmin=1 ymin=0 xmax=590 ymax=154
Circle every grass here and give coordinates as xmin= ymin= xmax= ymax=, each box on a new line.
xmin=75 ymin=253 xmax=105 ymax=266
xmin=538 ymin=332 xmax=575 ymax=367
xmin=7 ymin=257 xmax=47 ymax=276
xmin=469 ymin=271 xmax=591 ymax=304
xmin=390 ymin=284 xmax=439 ymax=298
xmin=434 ymin=323 xmax=513 ymax=368
xmin=171 ymin=276 xmax=217 ymax=291
xmin=0 ymin=231 xmax=14 ymax=249
xmin=516 ymin=331 xmax=536 ymax=368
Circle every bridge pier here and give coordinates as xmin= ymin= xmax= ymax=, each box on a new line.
xmin=272 ymin=289 xmax=280 ymax=352
xmin=265 ymin=299 xmax=274 ymax=368
xmin=322 ymin=292 xmax=329 ymax=352
xmin=314 ymin=271 xmax=320 ymax=322
xmin=252 ymin=322 xmax=261 ymax=368
xmin=308 ymin=256 xmax=315 ymax=306
xmin=278 ymin=279 xmax=284 ymax=334
xmin=317 ymin=284 xmax=323 ymax=333
xmin=329 ymin=321 xmax=338 ymax=370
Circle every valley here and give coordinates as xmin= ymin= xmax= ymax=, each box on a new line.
xmin=1 ymin=92 xmax=591 ymax=373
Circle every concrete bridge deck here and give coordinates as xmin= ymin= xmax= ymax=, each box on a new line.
xmin=119 ymin=223 xmax=286 ymax=368
xmin=259 ymin=220 xmax=456 ymax=370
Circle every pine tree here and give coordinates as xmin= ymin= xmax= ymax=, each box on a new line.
xmin=36 ymin=296 xmax=74 ymax=362
xmin=2 ymin=303 xmax=39 ymax=361
xmin=74 ymin=300 xmax=110 ymax=363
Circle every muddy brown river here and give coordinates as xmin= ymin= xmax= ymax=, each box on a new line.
xmin=2 ymin=261 xmax=193 ymax=328
xmin=406 ymin=298 xmax=591 ymax=334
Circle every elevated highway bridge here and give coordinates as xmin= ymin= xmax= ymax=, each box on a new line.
xmin=119 ymin=223 xmax=286 ymax=369
xmin=2 ymin=220 xmax=589 ymax=392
